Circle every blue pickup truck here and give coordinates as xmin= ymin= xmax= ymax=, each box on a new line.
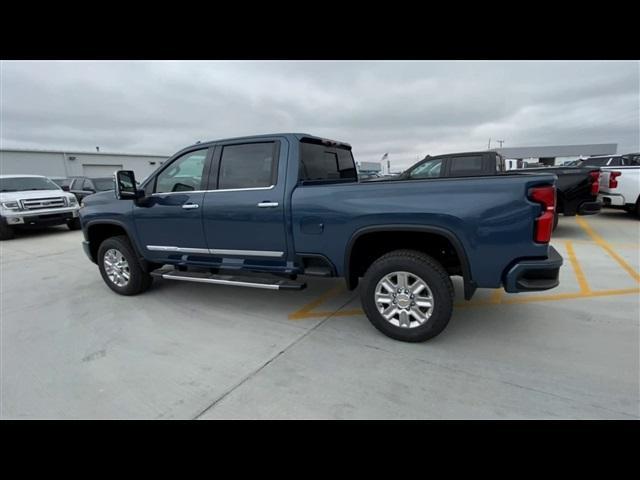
xmin=79 ymin=133 xmax=562 ymax=342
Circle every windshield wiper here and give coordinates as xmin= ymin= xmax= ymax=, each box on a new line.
xmin=0 ymin=189 xmax=17 ymax=192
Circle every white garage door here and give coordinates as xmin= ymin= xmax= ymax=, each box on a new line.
xmin=82 ymin=164 xmax=123 ymax=177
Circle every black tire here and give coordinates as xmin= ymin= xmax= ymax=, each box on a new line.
xmin=97 ymin=235 xmax=153 ymax=295
xmin=67 ymin=217 xmax=81 ymax=230
xmin=0 ymin=220 xmax=15 ymax=240
xmin=552 ymin=211 xmax=559 ymax=231
xmin=360 ymin=249 xmax=454 ymax=342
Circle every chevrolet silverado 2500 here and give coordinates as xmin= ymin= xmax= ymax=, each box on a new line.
xmin=79 ymin=134 xmax=563 ymax=342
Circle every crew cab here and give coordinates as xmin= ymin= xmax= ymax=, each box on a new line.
xmin=598 ymin=166 xmax=640 ymax=217
xmin=0 ymin=175 xmax=81 ymax=240
xmin=79 ymin=134 xmax=563 ymax=342
xmin=398 ymin=151 xmax=602 ymax=229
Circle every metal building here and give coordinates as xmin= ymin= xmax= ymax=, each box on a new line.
xmin=0 ymin=148 xmax=169 ymax=181
xmin=495 ymin=143 xmax=617 ymax=166
xmin=356 ymin=161 xmax=382 ymax=173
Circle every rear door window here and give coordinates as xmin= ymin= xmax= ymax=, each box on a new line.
xmin=217 ymin=142 xmax=277 ymax=190
xmin=448 ymin=155 xmax=485 ymax=176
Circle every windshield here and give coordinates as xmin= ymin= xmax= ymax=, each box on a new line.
xmin=93 ymin=178 xmax=115 ymax=191
xmin=0 ymin=176 xmax=61 ymax=192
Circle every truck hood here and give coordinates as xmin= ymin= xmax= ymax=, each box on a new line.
xmin=80 ymin=189 xmax=117 ymax=205
xmin=0 ymin=189 xmax=73 ymax=202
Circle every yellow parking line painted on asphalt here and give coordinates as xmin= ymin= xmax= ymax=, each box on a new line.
xmin=489 ymin=288 xmax=503 ymax=304
xmin=565 ymin=240 xmax=591 ymax=294
xmin=568 ymin=239 xmax=639 ymax=250
xmin=290 ymin=287 xmax=640 ymax=319
xmin=499 ymin=287 xmax=640 ymax=305
xmin=575 ymin=216 xmax=640 ymax=283
xmin=288 ymin=285 xmax=345 ymax=319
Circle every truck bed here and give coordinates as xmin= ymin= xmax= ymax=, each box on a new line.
xmin=291 ymin=172 xmax=557 ymax=289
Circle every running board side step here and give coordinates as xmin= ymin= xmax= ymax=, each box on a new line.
xmin=150 ymin=268 xmax=306 ymax=290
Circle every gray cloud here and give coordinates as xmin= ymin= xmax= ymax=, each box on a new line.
xmin=1 ymin=60 xmax=638 ymax=170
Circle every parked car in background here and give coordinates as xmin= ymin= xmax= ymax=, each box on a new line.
xmin=79 ymin=133 xmax=563 ymax=343
xmin=598 ymin=166 xmax=640 ymax=217
xmin=395 ymin=151 xmax=601 ymax=229
xmin=0 ymin=175 xmax=81 ymax=240
xmin=69 ymin=176 xmax=115 ymax=201
xmin=50 ymin=177 xmax=73 ymax=191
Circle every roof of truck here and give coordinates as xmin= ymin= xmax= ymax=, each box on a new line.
xmin=182 ymin=133 xmax=351 ymax=151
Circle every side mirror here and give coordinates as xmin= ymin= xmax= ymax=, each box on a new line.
xmin=61 ymin=185 xmax=70 ymax=192
xmin=115 ymin=170 xmax=143 ymax=200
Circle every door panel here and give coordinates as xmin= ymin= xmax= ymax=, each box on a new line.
xmin=133 ymin=147 xmax=211 ymax=263
xmin=201 ymin=140 xmax=289 ymax=267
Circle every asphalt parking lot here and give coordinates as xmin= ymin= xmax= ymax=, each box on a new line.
xmin=1 ymin=210 xmax=638 ymax=419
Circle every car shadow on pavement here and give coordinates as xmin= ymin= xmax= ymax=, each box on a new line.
xmin=5 ymin=225 xmax=75 ymax=240
xmin=597 ymin=209 xmax=638 ymax=221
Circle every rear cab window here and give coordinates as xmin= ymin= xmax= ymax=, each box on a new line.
xmin=299 ymin=138 xmax=357 ymax=184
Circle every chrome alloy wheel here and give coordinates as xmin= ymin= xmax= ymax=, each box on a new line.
xmin=374 ymin=271 xmax=435 ymax=328
xmin=103 ymin=248 xmax=130 ymax=287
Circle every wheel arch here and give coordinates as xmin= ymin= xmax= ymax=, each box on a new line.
xmin=343 ymin=224 xmax=477 ymax=300
xmin=85 ymin=220 xmax=142 ymax=263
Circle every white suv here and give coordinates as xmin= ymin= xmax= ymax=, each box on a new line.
xmin=0 ymin=175 xmax=81 ymax=240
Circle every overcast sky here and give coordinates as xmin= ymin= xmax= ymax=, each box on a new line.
xmin=1 ymin=60 xmax=638 ymax=169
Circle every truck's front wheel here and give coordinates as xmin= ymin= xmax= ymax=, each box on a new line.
xmin=97 ymin=235 xmax=153 ymax=295
xmin=360 ymin=249 xmax=454 ymax=342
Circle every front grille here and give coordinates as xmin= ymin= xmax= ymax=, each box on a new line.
xmin=20 ymin=197 xmax=67 ymax=210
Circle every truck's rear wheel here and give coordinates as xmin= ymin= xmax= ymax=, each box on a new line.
xmin=360 ymin=249 xmax=454 ymax=342
xmin=97 ymin=235 xmax=153 ymax=295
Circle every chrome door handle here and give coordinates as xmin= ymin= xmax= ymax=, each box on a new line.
xmin=257 ymin=202 xmax=279 ymax=208
xmin=182 ymin=203 xmax=199 ymax=210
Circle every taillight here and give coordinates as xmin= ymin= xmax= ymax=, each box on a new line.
xmin=589 ymin=171 xmax=600 ymax=196
xmin=529 ymin=185 xmax=556 ymax=243
xmin=609 ymin=171 xmax=621 ymax=189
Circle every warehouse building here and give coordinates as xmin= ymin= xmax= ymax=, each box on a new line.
xmin=0 ymin=148 xmax=169 ymax=181
xmin=495 ymin=143 xmax=617 ymax=166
